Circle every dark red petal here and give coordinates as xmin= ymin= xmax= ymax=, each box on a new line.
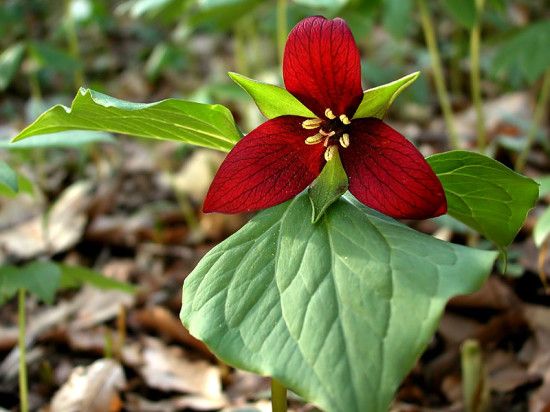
xmin=340 ymin=118 xmax=447 ymax=219
xmin=283 ymin=16 xmax=363 ymax=119
xmin=203 ymin=116 xmax=325 ymax=214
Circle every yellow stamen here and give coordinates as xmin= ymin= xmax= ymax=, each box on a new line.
xmin=339 ymin=114 xmax=351 ymax=125
xmin=301 ymin=118 xmax=322 ymax=129
xmin=324 ymin=145 xmax=338 ymax=161
xmin=325 ymin=108 xmax=336 ymax=120
xmin=305 ymin=133 xmax=324 ymax=145
xmin=339 ymin=133 xmax=350 ymax=148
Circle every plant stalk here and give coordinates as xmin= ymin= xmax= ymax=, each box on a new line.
xmin=234 ymin=23 xmax=250 ymax=77
xmin=417 ymin=0 xmax=459 ymax=149
xmin=470 ymin=0 xmax=486 ymax=151
xmin=64 ymin=0 xmax=84 ymax=88
xmin=515 ymin=68 xmax=550 ymax=172
xmin=276 ymin=0 xmax=288 ymax=67
xmin=271 ymin=378 xmax=287 ymax=412
xmin=18 ymin=288 xmax=29 ymax=412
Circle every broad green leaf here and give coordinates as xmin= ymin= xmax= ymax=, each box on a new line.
xmin=293 ymin=0 xmax=349 ymax=8
xmin=0 ymin=42 xmax=25 ymax=91
xmin=28 ymin=42 xmax=82 ymax=75
xmin=228 ymin=72 xmax=314 ymax=119
xmin=12 ymin=88 xmax=241 ymax=152
xmin=308 ymin=151 xmax=348 ymax=223
xmin=537 ymin=176 xmax=550 ymax=198
xmin=427 ymin=151 xmax=538 ymax=247
xmin=382 ymin=0 xmax=413 ymax=38
xmin=2 ymin=131 xmax=114 ymax=150
xmin=0 ymin=261 xmax=61 ymax=304
xmin=0 ymin=160 xmax=18 ymax=195
xmin=190 ymin=0 xmax=264 ymax=30
xmin=534 ymin=207 xmax=550 ymax=247
xmin=353 ymin=72 xmax=420 ymax=119
xmin=181 ymin=193 xmax=496 ymax=412
xmin=117 ymin=0 xmax=190 ymax=20
xmin=442 ymin=0 xmax=476 ymax=29
xmin=491 ymin=21 xmax=550 ymax=84
xmin=58 ymin=264 xmax=137 ymax=293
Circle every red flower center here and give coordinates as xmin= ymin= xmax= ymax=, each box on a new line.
xmin=302 ymin=108 xmax=352 ymax=161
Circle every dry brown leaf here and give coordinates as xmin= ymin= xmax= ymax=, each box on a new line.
xmin=140 ymin=337 xmax=223 ymax=401
xmin=168 ymin=149 xmax=224 ymax=203
xmin=485 ymin=350 xmax=534 ymax=393
xmin=125 ymin=393 xmax=226 ymax=412
xmin=438 ymin=313 xmax=482 ymax=345
xmin=72 ymin=286 xmax=135 ymax=330
xmin=523 ymin=305 xmax=550 ymax=412
xmin=449 ymin=276 xmax=519 ymax=310
xmin=0 ymin=181 xmax=92 ymax=262
xmin=50 ymin=358 xmax=126 ymax=412
xmin=131 ymin=306 xmax=213 ymax=359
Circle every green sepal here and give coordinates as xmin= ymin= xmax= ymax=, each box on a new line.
xmin=353 ymin=71 xmax=420 ymax=119
xmin=308 ymin=150 xmax=348 ymax=223
xmin=228 ymin=72 xmax=315 ymax=119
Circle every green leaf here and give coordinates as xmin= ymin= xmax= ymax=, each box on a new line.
xmin=0 ymin=42 xmax=25 ymax=91
xmin=353 ymin=72 xmax=420 ymax=119
xmin=58 ymin=264 xmax=137 ymax=293
xmin=534 ymin=207 xmax=550 ymax=247
xmin=308 ymin=151 xmax=348 ymax=223
xmin=12 ymin=88 xmax=241 ymax=152
xmin=0 ymin=261 xmax=61 ymax=304
xmin=0 ymin=160 xmax=19 ymax=195
xmin=442 ymin=0 xmax=476 ymax=29
xmin=382 ymin=0 xmax=413 ymax=38
xmin=427 ymin=151 xmax=539 ymax=247
xmin=190 ymin=0 xmax=264 ymax=30
xmin=228 ymin=72 xmax=314 ymax=119
xmin=2 ymin=131 xmax=114 ymax=150
xmin=491 ymin=21 xmax=550 ymax=84
xmin=28 ymin=41 xmax=82 ymax=75
xmin=293 ymin=0 xmax=349 ymax=8
xmin=536 ymin=176 xmax=550 ymax=198
xmin=181 ymin=193 xmax=496 ymax=412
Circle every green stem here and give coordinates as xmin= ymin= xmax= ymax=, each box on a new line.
xmin=515 ymin=68 xmax=550 ymax=172
xmin=28 ymin=71 xmax=42 ymax=101
xmin=449 ymin=28 xmax=462 ymax=97
xmin=271 ymin=378 xmax=287 ymax=412
xmin=276 ymin=0 xmax=288 ymax=67
xmin=234 ymin=23 xmax=249 ymax=77
xmin=470 ymin=0 xmax=486 ymax=151
xmin=64 ymin=0 xmax=84 ymax=88
xmin=18 ymin=289 xmax=29 ymax=412
xmin=417 ymin=0 xmax=459 ymax=149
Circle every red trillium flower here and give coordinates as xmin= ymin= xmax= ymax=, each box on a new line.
xmin=204 ymin=16 xmax=447 ymax=219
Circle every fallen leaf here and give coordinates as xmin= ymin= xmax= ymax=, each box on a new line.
xmin=140 ymin=337 xmax=223 ymax=400
xmin=50 ymin=358 xmax=126 ymax=412
xmin=131 ymin=306 xmax=213 ymax=359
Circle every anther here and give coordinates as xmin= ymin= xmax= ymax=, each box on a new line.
xmin=339 ymin=114 xmax=351 ymax=125
xmin=339 ymin=133 xmax=350 ymax=148
xmin=302 ymin=118 xmax=323 ymax=129
xmin=324 ymin=145 xmax=338 ymax=161
xmin=325 ymin=108 xmax=336 ymax=120
xmin=305 ymin=133 xmax=324 ymax=145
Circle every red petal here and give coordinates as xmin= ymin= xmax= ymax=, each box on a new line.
xmin=340 ymin=119 xmax=447 ymax=219
xmin=203 ymin=116 xmax=325 ymax=214
xmin=283 ymin=16 xmax=363 ymax=119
